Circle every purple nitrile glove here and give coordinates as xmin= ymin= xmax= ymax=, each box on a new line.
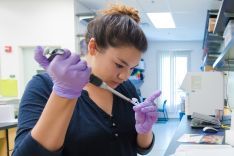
xmin=34 ymin=46 xmax=91 ymax=99
xmin=133 ymin=90 xmax=162 ymax=134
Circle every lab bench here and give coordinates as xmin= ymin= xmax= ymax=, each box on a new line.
xmin=0 ymin=122 xmax=17 ymax=156
xmin=164 ymin=116 xmax=226 ymax=155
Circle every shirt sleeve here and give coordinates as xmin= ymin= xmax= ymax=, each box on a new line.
xmin=12 ymin=73 xmax=62 ymax=156
xmin=12 ymin=132 xmax=63 ymax=156
xmin=136 ymin=133 xmax=155 ymax=155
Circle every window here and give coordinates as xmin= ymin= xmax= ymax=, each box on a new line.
xmin=158 ymin=50 xmax=190 ymax=115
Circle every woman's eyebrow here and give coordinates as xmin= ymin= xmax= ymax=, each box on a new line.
xmin=132 ymin=64 xmax=139 ymax=68
xmin=117 ymin=58 xmax=138 ymax=68
xmin=117 ymin=58 xmax=129 ymax=66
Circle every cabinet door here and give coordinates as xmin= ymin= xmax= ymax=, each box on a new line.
xmin=8 ymin=127 xmax=17 ymax=153
xmin=0 ymin=130 xmax=7 ymax=156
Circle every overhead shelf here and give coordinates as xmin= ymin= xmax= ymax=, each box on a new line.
xmin=205 ymin=0 xmax=234 ymax=71
xmin=203 ymin=33 xmax=223 ymax=53
xmin=202 ymin=10 xmax=222 ymax=68
xmin=215 ymin=61 xmax=234 ymax=71
xmin=202 ymin=10 xmax=219 ymax=50
xmin=203 ymin=54 xmax=218 ymax=66
xmin=213 ymin=0 xmax=234 ymax=35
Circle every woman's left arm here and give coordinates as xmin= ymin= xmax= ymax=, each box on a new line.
xmin=137 ymin=131 xmax=153 ymax=148
xmin=133 ymin=91 xmax=161 ymax=153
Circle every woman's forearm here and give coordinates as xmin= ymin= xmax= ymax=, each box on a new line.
xmin=137 ymin=131 xmax=153 ymax=148
xmin=31 ymin=91 xmax=77 ymax=151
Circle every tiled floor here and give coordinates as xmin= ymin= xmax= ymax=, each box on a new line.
xmin=139 ymin=119 xmax=180 ymax=156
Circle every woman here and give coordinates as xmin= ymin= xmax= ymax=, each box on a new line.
xmin=13 ymin=4 xmax=161 ymax=156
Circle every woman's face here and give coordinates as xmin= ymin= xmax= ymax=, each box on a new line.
xmin=90 ymin=46 xmax=142 ymax=88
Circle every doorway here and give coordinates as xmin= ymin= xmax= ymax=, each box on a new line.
xmin=18 ymin=46 xmax=59 ymax=97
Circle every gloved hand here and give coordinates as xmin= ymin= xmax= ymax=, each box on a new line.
xmin=133 ymin=91 xmax=161 ymax=134
xmin=34 ymin=46 xmax=91 ymax=99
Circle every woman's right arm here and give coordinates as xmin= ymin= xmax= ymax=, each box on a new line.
xmin=31 ymin=92 xmax=77 ymax=151
xmin=13 ymin=74 xmax=71 ymax=156
xmin=13 ymin=47 xmax=91 ymax=156
xmin=13 ymin=79 xmax=77 ymax=156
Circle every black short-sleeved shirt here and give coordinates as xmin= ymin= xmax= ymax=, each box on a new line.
xmin=12 ymin=73 xmax=154 ymax=156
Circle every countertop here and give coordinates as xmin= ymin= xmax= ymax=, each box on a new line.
xmin=0 ymin=122 xmax=17 ymax=130
xmin=0 ymin=97 xmax=19 ymax=105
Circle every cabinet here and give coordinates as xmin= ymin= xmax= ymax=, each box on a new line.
xmin=0 ymin=130 xmax=7 ymax=156
xmin=203 ymin=0 xmax=234 ymax=71
xmin=0 ymin=124 xmax=17 ymax=156
xmin=8 ymin=127 xmax=17 ymax=155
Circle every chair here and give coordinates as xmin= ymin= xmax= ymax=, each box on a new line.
xmin=157 ymin=100 xmax=168 ymax=121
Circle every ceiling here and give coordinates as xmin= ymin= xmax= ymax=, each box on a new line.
xmin=77 ymin=0 xmax=222 ymax=41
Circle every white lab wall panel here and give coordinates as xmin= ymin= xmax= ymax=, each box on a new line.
xmin=0 ymin=0 xmax=75 ymax=55
xmin=0 ymin=48 xmax=18 ymax=79
xmin=0 ymin=0 xmax=75 ymax=97
xmin=0 ymin=0 xmax=75 ymax=48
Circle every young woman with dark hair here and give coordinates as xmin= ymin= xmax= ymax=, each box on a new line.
xmin=13 ymin=4 xmax=161 ymax=156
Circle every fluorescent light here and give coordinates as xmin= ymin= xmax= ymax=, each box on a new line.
xmin=147 ymin=12 xmax=176 ymax=28
xmin=79 ymin=15 xmax=95 ymax=21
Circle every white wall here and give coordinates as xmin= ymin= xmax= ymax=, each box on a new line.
xmin=226 ymin=72 xmax=234 ymax=109
xmin=0 ymin=0 xmax=75 ymax=78
xmin=0 ymin=0 xmax=76 ymax=97
xmin=141 ymin=40 xmax=203 ymax=98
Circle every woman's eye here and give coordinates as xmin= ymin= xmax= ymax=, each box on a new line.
xmin=115 ymin=63 xmax=124 ymax=68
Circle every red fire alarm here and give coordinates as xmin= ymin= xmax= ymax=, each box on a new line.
xmin=4 ymin=46 xmax=12 ymax=53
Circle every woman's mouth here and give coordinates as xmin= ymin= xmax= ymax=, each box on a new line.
xmin=110 ymin=81 xmax=121 ymax=88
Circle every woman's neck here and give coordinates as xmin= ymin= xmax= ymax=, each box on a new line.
xmin=84 ymin=83 xmax=114 ymax=115
xmin=84 ymin=83 xmax=113 ymax=100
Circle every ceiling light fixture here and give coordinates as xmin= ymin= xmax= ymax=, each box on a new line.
xmin=147 ymin=12 xmax=176 ymax=29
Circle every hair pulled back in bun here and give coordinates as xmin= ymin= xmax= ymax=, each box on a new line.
xmin=85 ymin=4 xmax=147 ymax=53
xmin=100 ymin=4 xmax=140 ymax=23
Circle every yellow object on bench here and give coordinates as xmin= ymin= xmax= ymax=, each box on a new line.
xmin=0 ymin=79 xmax=18 ymax=97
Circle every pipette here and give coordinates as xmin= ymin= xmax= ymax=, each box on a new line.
xmin=43 ymin=48 xmax=139 ymax=105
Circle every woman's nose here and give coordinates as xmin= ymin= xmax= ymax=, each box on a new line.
xmin=118 ymin=70 xmax=132 ymax=81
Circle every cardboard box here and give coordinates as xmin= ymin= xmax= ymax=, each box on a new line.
xmin=208 ymin=18 xmax=216 ymax=33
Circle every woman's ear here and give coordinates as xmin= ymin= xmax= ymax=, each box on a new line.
xmin=88 ymin=38 xmax=96 ymax=56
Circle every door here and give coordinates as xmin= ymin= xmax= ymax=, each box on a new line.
xmin=22 ymin=47 xmax=41 ymax=88
xmin=19 ymin=46 xmax=59 ymax=97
